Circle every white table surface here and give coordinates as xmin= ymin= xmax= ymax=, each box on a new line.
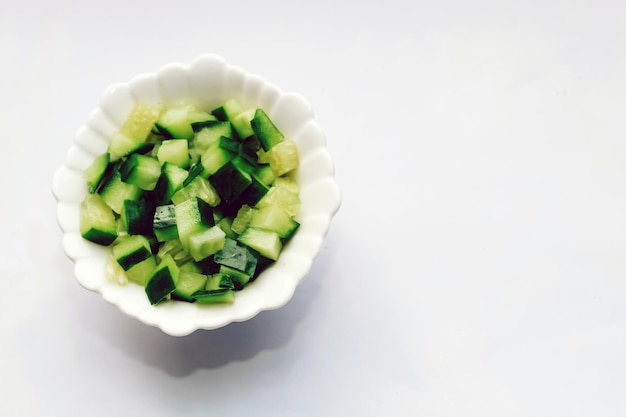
xmin=3 ymin=0 xmax=626 ymax=415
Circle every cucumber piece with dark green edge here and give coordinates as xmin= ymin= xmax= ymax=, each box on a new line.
xmin=84 ymin=152 xmax=110 ymax=193
xmin=214 ymin=238 xmax=258 ymax=277
xmin=187 ymin=109 xmax=217 ymax=127
xmin=253 ymin=164 xmax=275 ymax=186
xmin=230 ymin=204 xmax=255 ymax=235
xmin=131 ymin=142 xmax=156 ymax=155
xmin=125 ymin=255 xmax=156 ymax=286
xmin=204 ymin=272 xmax=235 ymax=290
xmin=121 ymin=198 xmax=156 ymax=236
xmin=209 ymin=160 xmax=252 ymax=204
xmin=195 ymin=254 xmax=221 ymax=275
xmin=218 ymin=265 xmax=250 ymax=290
xmin=238 ymin=175 xmax=270 ymax=207
xmin=217 ymin=216 xmax=237 ymax=240
xmin=171 ymin=175 xmax=221 ymax=207
xmin=231 ymin=154 xmax=256 ymax=175
xmin=187 ymin=225 xmax=226 ymax=262
xmin=112 ymin=235 xmax=153 ymax=271
xmin=251 ymin=108 xmax=284 ymax=151
xmin=192 ymin=288 xmax=235 ymax=304
xmin=119 ymin=153 xmax=161 ymax=191
xmin=190 ymin=118 xmax=220 ymax=132
xmin=108 ymin=131 xmax=147 ymax=158
xmin=218 ymin=136 xmax=240 ymax=154
xmin=153 ymin=204 xmax=178 ymax=242
xmin=237 ymin=227 xmax=282 ymax=261
xmin=172 ymin=271 xmax=208 ymax=302
xmin=211 ymin=99 xmax=244 ymax=125
xmin=238 ymin=141 xmax=259 ymax=167
xmin=266 ymin=139 xmax=299 ymax=177
xmin=156 ymin=239 xmax=189 ymax=264
xmin=152 ymin=162 xmax=189 ymax=205
xmin=231 ymin=108 xmax=256 ymax=140
xmin=174 ymin=197 xmax=218 ymax=251
xmin=183 ymin=162 xmax=205 ymax=187
xmin=191 ymin=121 xmax=235 ymax=157
xmin=157 ymin=139 xmax=190 ymax=168
xmin=249 ymin=204 xmax=300 ymax=239
xmin=79 ymin=193 xmax=118 ymax=246
xmin=200 ymin=141 xmax=236 ymax=176
xmin=154 ymin=106 xmax=194 ymax=139
xmin=145 ymin=255 xmax=179 ymax=305
xmin=98 ymin=163 xmax=142 ymax=214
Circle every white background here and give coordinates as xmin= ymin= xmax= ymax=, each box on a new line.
xmin=2 ymin=0 xmax=626 ymax=415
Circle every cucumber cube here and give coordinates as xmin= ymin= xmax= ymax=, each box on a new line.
xmin=145 ymin=255 xmax=179 ymax=305
xmin=209 ymin=161 xmax=252 ymax=204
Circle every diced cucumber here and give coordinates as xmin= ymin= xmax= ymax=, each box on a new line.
xmin=238 ymin=141 xmax=259 ymax=167
xmin=200 ymin=140 xmax=236 ymax=176
xmin=187 ymin=109 xmax=216 ymax=127
xmin=145 ymin=254 xmax=180 ymax=305
xmin=171 ymin=175 xmax=221 ymax=207
xmin=218 ymin=136 xmax=240 ymax=154
xmin=174 ymin=197 xmax=216 ymax=251
xmin=238 ymin=175 xmax=270 ymax=207
xmin=98 ymin=164 xmax=142 ymax=214
xmin=214 ymin=238 xmax=258 ymax=277
xmin=251 ymin=108 xmax=284 ymax=151
xmin=84 ymin=152 xmax=110 ymax=193
xmin=204 ymin=272 xmax=235 ymax=290
xmin=218 ymin=265 xmax=251 ymax=290
xmin=237 ymin=227 xmax=282 ymax=261
xmin=172 ymin=271 xmax=207 ymax=302
xmin=152 ymin=162 xmax=188 ymax=205
xmin=192 ymin=288 xmax=235 ymax=304
xmin=187 ymin=225 xmax=226 ymax=262
xmin=121 ymin=198 xmax=156 ymax=236
xmin=266 ymin=139 xmax=299 ymax=176
xmin=112 ymin=235 xmax=153 ymax=271
xmin=119 ymin=153 xmax=162 ymax=191
xmin=153 ymin=204 xmax=178 ymax=242
xmin=80 ymin=193 xmax=118 ymax=246
xmin=120 ymin=101 xmax=163 ymax=142
xmin=209 ymin=161 xmax=252 ymax=204
xmin=80 ymin=99 xmax=302 ymax=305
xmin=107 ymin=132 xmax=146 ymax=159
xmin=253 ymin=164 xmax=275 ymax=186
xmin=249 ymin=205 xmax=300 ymax=239
xmin=256 ymin=184 xmax=301 ymax=217
xmin=217 ymin=216 xmax=237 ymax=240
xmin=156 ymin=239 xmax=191 ymax=265
xmin=231 ymin=204 xmax=255 ymax=235
xmin=182 ymin=162 xmax=205 ymax=187
xmin=231 ymin=108 xmax=255 ymax=139
xmin=126 ymin=255 xmax=157 ymax=286
xmin=157 ymin=139 xmax=190 ymax=168
xmin=211 ymin=98 xmax=245 ymax=125
xmin=154 ymin=105 xmax=194 ymax=139
xmin=190 ymin=121 xmax=234 ymax=161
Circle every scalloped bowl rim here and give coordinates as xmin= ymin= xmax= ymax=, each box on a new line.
xmin=52 ymin=53 xmax=341 ymax=336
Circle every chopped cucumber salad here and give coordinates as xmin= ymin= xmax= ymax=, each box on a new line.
xmin=80 ymin=99 xmax=300 ymax=305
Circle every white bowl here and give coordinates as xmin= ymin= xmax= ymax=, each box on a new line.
xmin=52 ymin=53 xmax=341 ymax=336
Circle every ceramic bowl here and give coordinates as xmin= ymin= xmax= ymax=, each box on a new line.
xmin=52 ymin=53 xmax=341 ymax=336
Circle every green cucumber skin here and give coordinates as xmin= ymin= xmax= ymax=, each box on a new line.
xmin=145 ymin=267 xmax=177 ymax=305
xmin=209 ymin=161 xmax=252 ymax=204
xmin=251 ymin=108 xmax=284 ymax=151
xmin=117 ymin=247 xmax=152 ymax=271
